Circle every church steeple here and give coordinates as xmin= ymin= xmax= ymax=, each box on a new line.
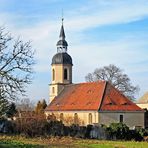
xmin=59 ymin=19 xmax=65 ymax=40
xmin=49 ymin=18 xmax=73 ymax=103
xmin=56 ymin=18 xmax=68 ymax=53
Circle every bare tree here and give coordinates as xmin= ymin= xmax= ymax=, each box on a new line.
xmin=0 ymin=27 xmax=34 ymax=101
xmin=85 ymin=64 xmax=139 ymax=100
xmin=16 ymin=98 xmax=35 ymax=112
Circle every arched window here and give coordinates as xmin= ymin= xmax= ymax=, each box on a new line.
xmin=119 ymin=115 xmax=123 ymax=123
xmin=60 ymin=113 xmax=64 ymax=121
xmin=88 ymin=113 xmax=92 ymax=124
xmin=52 ymin=87 xmax=55 ymax=94
xmin=64 ymin=68 xmax=68 ymax=80
xmin=74 ymin=113 xmax=78 ymax=124
xmin=52 ymin=69 xmax=55 ymax=81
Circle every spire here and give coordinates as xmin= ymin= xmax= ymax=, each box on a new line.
xmin=59 ymin=18 xmax=65 ymax=40
xmin=56 ymin=18 xmax=68 ymax=53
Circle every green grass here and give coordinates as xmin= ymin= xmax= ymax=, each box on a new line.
xmin=0 ymin=140 xmax=44 ymax=148
xmin=0 ymin=135 xmax=148 ymax=148
xmin=78 ymin=140 xmax=148 ymax=148
xmin=80 ymin=143 xmax=114 ymax=148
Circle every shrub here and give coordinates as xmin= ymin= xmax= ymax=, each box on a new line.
xmin=85 ymin=125 xmax=93 ymax=139
xmin=65 ymin=124 xmax=78 ymax=137
xmin=46 ymin=120 xmax=65 ymax=136
xmin=107 ymin=122 xmax=129 ymax=140
xmin=0 ymin=117 xmax=15 ymax=133
xmin=1 ymin=114 xmax=147 ymax=141
xmin=14 ymin=112 xmax=47 ymax=137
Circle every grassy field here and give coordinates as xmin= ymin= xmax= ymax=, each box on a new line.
xmin=0 ymin=135 xmax=148 ymax=148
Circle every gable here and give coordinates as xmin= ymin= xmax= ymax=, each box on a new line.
xmin=100 ymin=83 xmax=143 ymax=111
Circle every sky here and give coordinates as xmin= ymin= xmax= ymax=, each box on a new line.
xmin=0 ymin=0 xmax=148 ymax=103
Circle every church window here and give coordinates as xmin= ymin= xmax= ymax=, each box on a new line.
xmin=119 ymin=115 xmax=123 ymax=123
xmin=64 ymin=68 xmax=68 ymax=80
xmin=52 ymin=69 xmax=55 ymax=81
xmin=88 ymin=113 xmax=93 ymax=124
xmin=74 ymin=113 xmax=79 ymax=124
xmin=60 ymin=113 xmax=64 ymax=121
xmin=52 ymin=87 xmax=55 ymax=94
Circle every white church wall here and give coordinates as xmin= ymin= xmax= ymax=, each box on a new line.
xmin=45 ymin=111 xmax=99 ymax=126
xmin=99 ymin=111 xmax=144 ymax=129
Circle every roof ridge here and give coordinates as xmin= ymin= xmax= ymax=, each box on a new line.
xmin=98 ymin=81 xmax=108 ymax=110
xmin=75 ymin=80 xmax=106 ymax=85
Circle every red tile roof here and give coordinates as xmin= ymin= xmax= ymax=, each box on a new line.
xmin=100 ymin=83 xmax=142 ymax=111
xmin=45 ymin=81 xmax=143 ymax=112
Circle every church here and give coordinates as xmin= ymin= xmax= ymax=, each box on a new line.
xmin=45 ymin=20 xmax=144 ymax=128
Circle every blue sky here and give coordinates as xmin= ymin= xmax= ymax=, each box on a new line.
xmin=0 ymin=0 xmax=148 ymax=103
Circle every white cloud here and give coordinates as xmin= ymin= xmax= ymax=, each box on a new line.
xmin=1 ymin=0 xmax=148 ymax=100
xmin=65 ymin=0 xmax=148 ymax=31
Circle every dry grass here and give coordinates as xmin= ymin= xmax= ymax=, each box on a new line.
xmin=0 ymin=135 xmax=148 ymax=148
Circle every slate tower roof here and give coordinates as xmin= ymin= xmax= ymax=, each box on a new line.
xmin=52 ymin=19 xmax=72 ymax=65
xmin=52 ymin=52 xmax=73 ymax=65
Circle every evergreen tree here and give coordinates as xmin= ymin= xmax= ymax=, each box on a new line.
xmin=35 ymin=101 xmax=42 ymax=114
xmin=0 ymin=98 xmax=9 ymax=117
xmin=35 ymin=99 xmax=47 ymax=114
xmin=42 ymin=99 xmax=47 ymax=109
xmin=0 ymin=98 xmax=17 ymax=118
xmin=6 ymin=103 xmax=17 ymax=118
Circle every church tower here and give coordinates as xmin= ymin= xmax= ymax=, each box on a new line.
xmin=49 ymin=19 xmax=73 ymax=103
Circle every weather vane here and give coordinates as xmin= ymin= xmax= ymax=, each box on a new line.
xmin=62 ymin=9 xmax=64 ymax=24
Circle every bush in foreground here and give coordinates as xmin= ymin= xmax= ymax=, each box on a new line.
xmin=0 ymin=115 xmax=147 ymax=141
xmin=106 ymin=122 xmax=129 ymax=140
